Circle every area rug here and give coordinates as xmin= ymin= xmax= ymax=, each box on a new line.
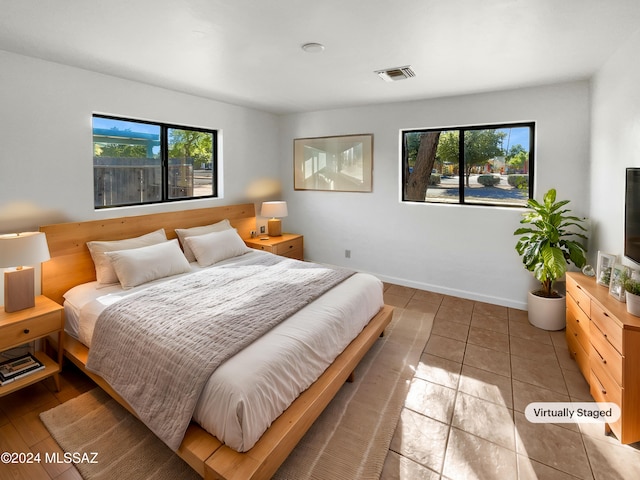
xmin=40 ymin=307 xmax=432 ymax=480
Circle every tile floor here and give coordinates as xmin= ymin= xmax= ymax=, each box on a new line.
xmin=1 ymin=284 xmax=639 ymax=480
xmin=379 ymin=283 xmax=640 ymax=480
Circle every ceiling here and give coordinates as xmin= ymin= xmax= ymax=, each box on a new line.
xmin=1 ymin=0 xmax=640 ymax=114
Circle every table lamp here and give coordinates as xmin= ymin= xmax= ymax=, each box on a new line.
xmin=0 ymin=232 xmax=51 ymax=312
xmin=261 ymin=201 xmax=288 ymax=237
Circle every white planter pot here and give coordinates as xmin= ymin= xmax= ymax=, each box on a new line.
xmin=527 ymin=291 xmax=566 ymax=331
xmin=626 ymin=291 xmax=640 ymax=317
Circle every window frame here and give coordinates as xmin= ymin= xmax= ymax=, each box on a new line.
xmin=401 ymin=121 xmax=535 ymax=207
xmin=92 ymin=114 xmax=218 ymax=209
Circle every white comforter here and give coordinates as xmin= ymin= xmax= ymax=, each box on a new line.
xmin=63 ymin=250 xmax=384 ymax=452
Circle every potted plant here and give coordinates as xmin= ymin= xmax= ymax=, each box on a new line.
xmin=624 ymin=275 xmax=640 ymax=317
xmin=514 ymin=188 xmax=588 ymax=330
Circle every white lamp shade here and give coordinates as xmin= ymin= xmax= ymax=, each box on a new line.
xmin=261 ymin=201 xmax=288 ymax=218
xmin=0 ymin=232 xmax=51 ymax=268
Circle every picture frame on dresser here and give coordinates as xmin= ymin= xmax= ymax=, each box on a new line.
xmin=596 ymin=251 xmax=616 ymax=287
xmin=609 ymin=263 xmax=630 ymax=301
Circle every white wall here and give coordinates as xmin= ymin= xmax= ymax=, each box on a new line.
xmin=281 ymin=82 xmax=591 ymax=309
xmin=0 ymin=50 xmax=281 ymax=231
xmin=590 ymin=29 xmax=640 ymax=270
xmin=0 ymin=50 xmax=281 ymax=300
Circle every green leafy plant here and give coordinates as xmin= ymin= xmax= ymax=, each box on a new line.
xmin=477 ymin=174 xmax=500 ymax=186
xmin=507 ymin=174 xmax=529 ymax=190
xmin=623 ymin=276 xmax=640 ymax=296
xmin=514 ymin=188 xmax=588 ymax=298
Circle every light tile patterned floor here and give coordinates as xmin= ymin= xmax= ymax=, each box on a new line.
xmin=380 ymin=284 xmax=640 ymax=480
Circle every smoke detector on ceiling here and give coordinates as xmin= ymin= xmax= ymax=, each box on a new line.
xmin=375 ymin=65 xmax=416 ymax=82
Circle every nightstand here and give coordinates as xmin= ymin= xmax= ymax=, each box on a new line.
xmin=244 ymin=233 xmax=304 ymax=260
xmin=0 ymin=295 xmax=64 ymax=396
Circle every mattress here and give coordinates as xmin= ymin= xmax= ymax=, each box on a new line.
xmin=63 ymin=250 xmax=384 ymax=452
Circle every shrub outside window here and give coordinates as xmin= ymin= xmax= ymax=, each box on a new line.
xmin=402 ymin=122 xmax=534 ymax=207
xmin=93 ymin=115 xmax=217 ymax=208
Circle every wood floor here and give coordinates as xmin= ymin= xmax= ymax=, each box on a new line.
xmin=0 ymin=363 xmax=94 ymax=480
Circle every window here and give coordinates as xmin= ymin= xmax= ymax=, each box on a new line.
xmin=93 ymin=115 xmax=217 ymax=208
xmin=402 ymin=122 xmax=534 ymax=207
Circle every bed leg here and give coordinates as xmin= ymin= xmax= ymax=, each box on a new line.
xmin=346 ymin=371 xmax=355 ymax=383
xmin=380 ymin=329 xmax=385 ymax=337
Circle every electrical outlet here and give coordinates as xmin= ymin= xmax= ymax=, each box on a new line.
xmin=345 ymin=249 xmax=351 ymax=258
xmin=260 ymin=226 xmax=265 ymax=234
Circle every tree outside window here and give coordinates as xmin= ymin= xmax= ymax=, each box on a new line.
xmin=402 ymin=122 xmax=534 ymax=207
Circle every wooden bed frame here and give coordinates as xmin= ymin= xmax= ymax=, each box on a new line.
xmin=40 ymin=203 xmax=393 ymax=480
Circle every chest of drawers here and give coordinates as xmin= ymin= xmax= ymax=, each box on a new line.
xmin=566 ymin=272 xmax=640 ymax=444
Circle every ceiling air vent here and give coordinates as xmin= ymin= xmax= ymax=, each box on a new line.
xmin=375 ymin=65 xmax=416 ymax=82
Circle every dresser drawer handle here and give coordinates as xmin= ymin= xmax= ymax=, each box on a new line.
xmin=594 ymin=376 xmax=607 ymax=395
xmin=23 ymin=329 xmax=30 ymax=334
xmin=574 ymin=332 xmax=578 ymax=337
xmin=594 ymin=347 xmax=604 ymax=361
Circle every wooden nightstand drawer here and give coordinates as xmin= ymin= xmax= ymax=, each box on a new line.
xmin=244 ymin=234 xmax=303 ymax=261
xmin=0 ymin=296 xmax=65 ymax=396
xmin=275 ymin=238 xmax=303 ymax=257
xmin=249 ymin=243 xmax=274 ymax=253
xmin=0 ymin=311 xmax=62 ymax=350
xmin=567 ymin=275 xmax=591 ymax=317
xmin=591 ymin=303 xmax=623 ymax=355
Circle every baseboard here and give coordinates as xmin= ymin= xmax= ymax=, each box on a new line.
xmin=371 ymin=272 xmax=528 ymax=311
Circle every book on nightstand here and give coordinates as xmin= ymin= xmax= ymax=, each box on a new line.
xmin=0 ymin=353 xmax=45 ymax=385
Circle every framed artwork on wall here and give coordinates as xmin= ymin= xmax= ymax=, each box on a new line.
xmin=294 ymin=134 xmax=373 ymax=192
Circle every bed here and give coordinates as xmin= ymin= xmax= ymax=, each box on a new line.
xmin=40 ymin=203 xmax=393 ymax=480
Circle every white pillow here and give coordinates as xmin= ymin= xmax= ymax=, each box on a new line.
xmin=184 ymin=229 xmax=250 ymax=267
xmin=176 ymin=219 xmax=232 ymax=262
xmin=87 ymin=229 xmax=168 ymax=285
xmin=105 ymin=239 xmax=191 ymax=289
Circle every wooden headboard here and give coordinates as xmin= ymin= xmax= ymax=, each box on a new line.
xmin=40 ymin=203 xmax=256 ymax=304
